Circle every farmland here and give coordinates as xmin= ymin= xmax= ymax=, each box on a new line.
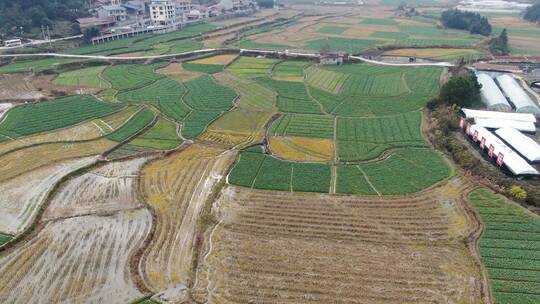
xmin=469 ymin=188 xmax=540 ymax=304
xmin=0 ymin=95 xmax=124 ymax=140
xmin=192 ymin=179 xmax=485 ymax=303
xmin=2 ymin=2 xmax=540 ymax=302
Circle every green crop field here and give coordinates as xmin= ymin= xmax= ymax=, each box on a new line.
xmin=469 ymin=188 xmax=540 ymax=304
xmin=183 ymin=62 xmax=224 ymax=74
xmin=0 ymin=233 xmax=12 ymax=246
xmin=181 ymin=110 xmax=223 ymax=138
xmin=227 ymin=56 xmax=277 ymax=78
xmin=336 ymin=111 xmax=427 ymax=161
xmin=107 ymin=108 xmax=155 ymax=142
xmin=272 ymin=114 xmax=334 ymax=138
xmin=184 ymin=75 xmax=237 ymax=110
xmin=130 ymin=117 xmax=182 ymax=150
xmin=0 ymin=95 xmax=124 ymax=140
xmin=228 ymin=146 xmax=332 ymax=193
xmin=0 ymin=57 xmax=84 ymax=74
xmin=360 ymin=18 xmax=399 ymax=26
xmin=318 ymin=25 xmax=348 ymax=34
xmin=357 ymin=149 xmax=450 ymax=195
xmin=305 ymin=66 xmax=350 ymax=94
xmin=117 ymin=77 xmax=190 ymax=121
xmin=256 ymin=77 xmax=322 ymax=114
xmin=336 ymin=165 xmax=378 ymax=195
xmin=235 ymin=39 xmax=289 ymax=51
xmin=53 ymin=65 xmax=108 ymax=88
xmin=102 ymin=63 xmax=167 ymax=91
xmin=229 ymin=146 xmax=449 ymax=194
xmin=272 ymin=61 xmax=309 ymax=79
xmin=305 ymin=37 xmax=384 ymax=54
xmin=370 ymin=31 xmax=409 ymax=40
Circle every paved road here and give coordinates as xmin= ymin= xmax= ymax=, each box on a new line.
xmin=0 ymin=48 xmax=455 ymax=67
xmin=0 ymin=35 xmax=83 ymax=51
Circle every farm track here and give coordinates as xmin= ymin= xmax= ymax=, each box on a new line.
xmin=138 ymin=143 xmax=236 ymax=302
xmin=192 ymin=178 xmax=486 ymax=303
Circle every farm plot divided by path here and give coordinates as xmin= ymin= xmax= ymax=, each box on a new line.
xmin=192 ymin=180 xmax=485 ymax=303
xmin=469 ymin=188 xmax=540 ymax=304
xmin=139 ymin=143 xmax=236 ymax=301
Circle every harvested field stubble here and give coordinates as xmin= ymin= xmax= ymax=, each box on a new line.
xmin=192 ymin=181 xmax=486 ymax=303
xmin=0 ymin=156 xmax=98 ymax=235
xmin=43 ymin=157 xmax=150 ymax=220
xmin=0 ymin=208 xmax=151 ymax=303
xmin=139 ymin=144 xmax=236 ymax=301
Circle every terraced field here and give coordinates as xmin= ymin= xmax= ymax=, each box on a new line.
xmin=139 ymin=144 xmax=236 ymax=302
xmin=469 ymin=188 xmax=540 ymax=304
xmin=228 ymin=147 xmax=450 ymax=195
xmin=192 ymin=179 xmax=486 ymax=303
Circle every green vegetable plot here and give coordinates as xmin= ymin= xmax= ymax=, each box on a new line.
xmin=469 ymin=188 xmax=540 ymax=304
xmin=0 ymin=95 xmax=124 ymax=140
xmin=107 ymin=108 xmax=155 ymax=142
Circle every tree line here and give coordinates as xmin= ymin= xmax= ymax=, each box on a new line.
xmin=524 ymin=2 xmax=540 ymax=23
xmin=440 ymin=9 xmax=492 ymax=36
xmin=0 ymin=0 xmax=90 ymax=39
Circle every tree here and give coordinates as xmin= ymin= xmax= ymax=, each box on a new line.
xmin=508 ymin=185 xmax=527 ymax=202
xmin=433 ymin=72 xmax=482 ymax=108
xmin=440 ymin=9 xmax=492 ymax=36
xmin=489 ymin=28 xmax=509 ymax=55
xmin=83 ymin=27 xmax=99 ymax=43
xmin=257 ymin=0 xmax=274 ymax=8
xmin=523 ymin=3 xmax=540 ymax=23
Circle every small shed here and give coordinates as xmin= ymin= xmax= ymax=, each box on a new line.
xmin=319 ymin=52 xmax=349 ymax=65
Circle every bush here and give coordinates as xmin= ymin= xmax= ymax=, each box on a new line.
xmin=507 ymin=185 xmax=527 ymax=202
xmin=434 ymin=71 xmax=481 ymax=108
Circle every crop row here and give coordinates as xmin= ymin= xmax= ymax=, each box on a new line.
xmin=305 ymin=66 xmax=350 ymax=94
xmin=184 ymin=75 xmax=237 ymax=111
xmin=272 ymin=114 xmax=334 ymax=138
xmin=256 ymin=76 xmax=322 ymax=114
xmin=0 ymin=95 xmax=124 ymax=139
xmin=228 ymin=147 xmax=450 ymax=195
xmin=227 ymin=56 xmax=277 ymax=78
xmin=107 ymin=108 xmax=155 ymax=142
xmin=102 ymin=62 xmax=167 ymax=91
xmin=130 ymin=117 xmax=182 ymax=150
xmin=182 ymin=62 xmax=224 ymax=74
xmin=272 ymin=61 xmax=308 ymax=79
xmin=469 ymin=188 xmax=540 ymax=304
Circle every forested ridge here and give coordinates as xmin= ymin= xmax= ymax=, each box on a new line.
xmin=0 ymin=0 xmax=90 ymax=38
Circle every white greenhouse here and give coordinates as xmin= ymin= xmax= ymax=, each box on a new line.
xmin=496 ymin=74 xmax=540 ymax=114
xmin=468 ymin=125 xmax=538 ymax=176
xmin=495 ymin=127 xmax=540 ymax=163
xmin=477 ymin=74 xmax=511 ymax=111
xmin=462 ymin=108 xmax=537 ymax=123
xmin=474 ymin=118 xmax=537 ymax=133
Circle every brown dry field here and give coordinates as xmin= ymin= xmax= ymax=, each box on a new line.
xmin=0 ymin=73 xmax=98 ymax=101
xmin=269 ymin=136 xmax=335 ymax=162
xmin=509 ymin=36 xmax=540 ymax=52
xmin=190 ymin=54 xmax=238 ymax=65
xmin=0 ymin=138 xmax=117 ymax=183
xmin=192 ymin=179 xmax=487 ymax=303
xmin=138 ymin=143 xmax=236 ymax=302
xmin=157 ymin=62 xmax=203 ymax=82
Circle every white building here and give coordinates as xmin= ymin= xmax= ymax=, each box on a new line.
xmin=97 ymin=5 xmax=128 ymax=22
xmin=149 ymin=0 xmax=185 ymax=26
